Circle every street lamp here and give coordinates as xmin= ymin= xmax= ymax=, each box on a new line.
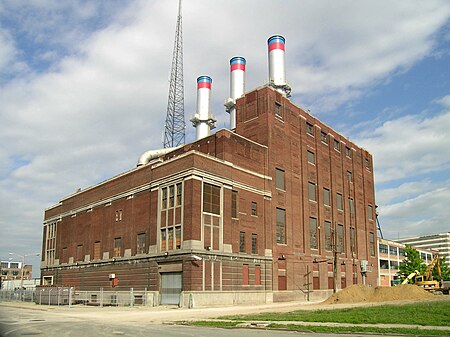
xmin=9 ymin=252 xmax=40 ymax=289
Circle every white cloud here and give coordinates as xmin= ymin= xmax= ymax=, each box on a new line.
xmin=356 ymin=110 xmax=450 ymax=183
xmin=380 ymin=186 xmax=450 ymax=239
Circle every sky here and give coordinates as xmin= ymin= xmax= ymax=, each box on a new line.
xmin=1 ymin=0 xmax=449 ymax=277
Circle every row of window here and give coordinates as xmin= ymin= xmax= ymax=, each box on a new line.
xmin=239 ymin=232 xmax=258 ymax=254
xmin=231 ymin=191 xmax=258 ymax=218
xmin=274 ymin=101 xmax=372 ymax=168
xmin=277 ymin=208 xmax=376 ymax=256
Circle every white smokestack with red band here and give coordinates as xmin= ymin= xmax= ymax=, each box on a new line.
xmin=225 ymin=56 xmax=246 ymax=130
xmin=268 ymin=35 xmax=291 ymax=97
xmin=191 ymin=76 xmax=216 ymax=140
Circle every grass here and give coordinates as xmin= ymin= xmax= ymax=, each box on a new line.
xmin=187 ymin=300 xmax=450 ymax=336
xmin=224 ymin=300 xmax=450 ymax=326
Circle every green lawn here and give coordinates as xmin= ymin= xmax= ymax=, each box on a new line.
xmin=188 ymin=300 xmax=450 ymax=336
xmin=223 ymin=300 xmax=450 ymax=326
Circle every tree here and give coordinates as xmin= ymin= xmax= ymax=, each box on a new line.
xmin=397 ymin=245 xmax=426 ymax=283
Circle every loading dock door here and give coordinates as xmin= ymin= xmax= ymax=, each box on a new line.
xmin=160 ymin=272 xmax=182 ymax=305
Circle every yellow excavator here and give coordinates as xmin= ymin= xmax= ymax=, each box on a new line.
xmin=402 ymin=256 xmax=444 ymax=292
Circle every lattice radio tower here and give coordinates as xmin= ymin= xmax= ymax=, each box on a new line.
xmin=163 ymin=0 xmax=185 ymax=148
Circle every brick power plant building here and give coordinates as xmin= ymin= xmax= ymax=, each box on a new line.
xmin=41 ymin=35 xmax=378 ymax=306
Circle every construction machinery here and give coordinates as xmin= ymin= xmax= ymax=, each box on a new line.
xmin=414 ymin=256 xmax=445 ymax=292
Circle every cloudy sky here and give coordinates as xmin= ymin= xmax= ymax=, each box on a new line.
xmin=1 ymin=0 xmax=449 ymax=275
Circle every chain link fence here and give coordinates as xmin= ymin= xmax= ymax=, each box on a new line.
xmin=0 ymin=287 xmax=158 ymax=307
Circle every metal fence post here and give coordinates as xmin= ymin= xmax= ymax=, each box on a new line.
xmin=100 ymin=288 xmax=103 ymax=307
xmin=144 ymin=288 xmax=147 ymax=306
xmin=48 ymin=288 xmax=52 ymax=306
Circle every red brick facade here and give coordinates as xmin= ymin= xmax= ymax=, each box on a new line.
xmin=41 ymin=85 xmax=377 ymax=303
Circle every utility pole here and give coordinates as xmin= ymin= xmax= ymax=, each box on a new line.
xmin=332 ymin=223 xmax=339 ymax=293
xmin=163 ymin=0 xmax=185 ymax=148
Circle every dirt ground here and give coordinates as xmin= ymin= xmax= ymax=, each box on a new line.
xmin=324 ymin=284 xmax=435 ymax=304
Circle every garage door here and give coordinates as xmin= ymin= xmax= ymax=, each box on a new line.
xmin=160 ymin=272 xmax=182 ymax=305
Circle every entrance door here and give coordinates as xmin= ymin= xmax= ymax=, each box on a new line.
xmin=160 ymin=272 xmax=182 ymax=305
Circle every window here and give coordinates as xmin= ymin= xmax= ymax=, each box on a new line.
xmin=350 ymin=227 xmax=356 ymax=253
xmin=365 ymin=158 xmax=371 ymax=170
xmin=176 ymin=183 xmax=182 ymax=206
xmin=345 ymin=146 xmax=352 ymax=158
xmin=347 ymin=171 xmax=353 ymax=182
xmin=336 ymin=193 xmax=343 ymax=211
xmin=309 ymin=217 xmax=318 ymax=249
xmin=388 ymin=246 xmax=398 ymax=255
xmin=276 ymin=208 xmax=286 ymax=244
xmin=307 ymin=150 xmax=315 ymax=164
xmin=390 ymin=260 xmax=399 ymax=269
xmin=369 ymin=232 xmax=375 ymax=256
xmin=323 ymin=188 xmax=330 ymax=207
xmin=348 ymin=198 xmax=355 ymax=215
xmin=252 ymin=233 xmax=257 ymax=254
xmin=421 ymin=252 xmax=426 ymax=260
xmin=175 ymin=226 xmax=181 ymax=249
xmin=161 ymin=229 xmax=166 ymax=251
xmin=231 ymin=190 xmax=238 ymax=218
xmin=334 ymin=139 xmax=341 ymax=152
xmin=240 ymin=232 xmax=246 ymax=253
xmin=324 ymin=221 xmax=332 ymax=251
xmin=13 ymin=271 xmax=19 ymax=276
xmin=379 ymin=244 xmax=388 ymax=254
xmin=399 ymin=248 xmax=406 ymax=257
xmin=1 ymin=262 xmax=8 ymax=269
xmin=93 ymin=241 xmax=101 ymax=260
xmin=203 ymin=183 xmax=221 ymax=215
xmin=162 ymin=188 xmax=167 ymax=209
xmin=114 ymin=237 xmax=122 ymax=257
xmin=169 ymin=185 xmax=175 ymax=208
xmin=10 ymin=263 xmax=19 ymax=269
xmin=337 ymin=224 xmax=344 ymax=253
xmin=251 ymin=202 xmax=257 ymax=216
xmin=380 ymin=259 xmax=389 ymax=269
xmin=306 ymin=122 xmax=314 ymax=136
xmin=137 ymin=233 xmax=146 ymax=254
xmin=368 ymin=204 xmax=373 ymax=220
xmin=275 ymin=102 xmax=282 ymax=118
xmin=321 ymin=131 xmax=328 ymax=144
xmin=276 ymin=168 xmax=285 ymax=190
xmin=161 ymin=188 xmax=167 ymax=209
xmin=115 ymin=210 xmax=123 ymax=221
xmin=308 ymin=182 xmax=316 ymax=201
xmin=46 ymin=221 xmax=57 ymax=265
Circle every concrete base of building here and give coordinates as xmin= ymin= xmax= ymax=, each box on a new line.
xmin=180 ymin=291 xmax=274 ymax=308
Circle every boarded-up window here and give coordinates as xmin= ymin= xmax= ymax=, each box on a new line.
xmin=323 ymin=188 xmax=330 ymax=206
xmin=93 ymin=241 xmax=101 ymax=260
xmin=243 ymin=264 xmax=249 ymax=285
xmin=114 ymin=237 xmax=121 ymax=257
xmin=308 ymin=182 xmax=316 ymax=201
xmin=276 ymin=168 xmax=285 ymax=190
xmin=278 ymin=276 xmax=287 ymax=290
xmin=77 ymin=245 xmax=83 ymax=262
xmin=255 ymin=265 xmax=261 ymax=286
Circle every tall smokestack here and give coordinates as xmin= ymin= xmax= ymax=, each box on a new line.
xmin=225 ymin=56 xmax=246 ymax=130
xmin=190 ymin=76 xmax=216 ymax=140
xmin=268 ymin=35 xmax=291 ymax=97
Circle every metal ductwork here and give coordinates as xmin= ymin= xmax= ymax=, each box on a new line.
xmin=137 ymin=146 xmax=181 ymax=167
xmin=224 ymin=56 xmax=246 ymax=130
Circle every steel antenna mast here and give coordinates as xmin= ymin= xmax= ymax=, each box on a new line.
xmin=163 ymin=0 xmax=185 ymax=148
